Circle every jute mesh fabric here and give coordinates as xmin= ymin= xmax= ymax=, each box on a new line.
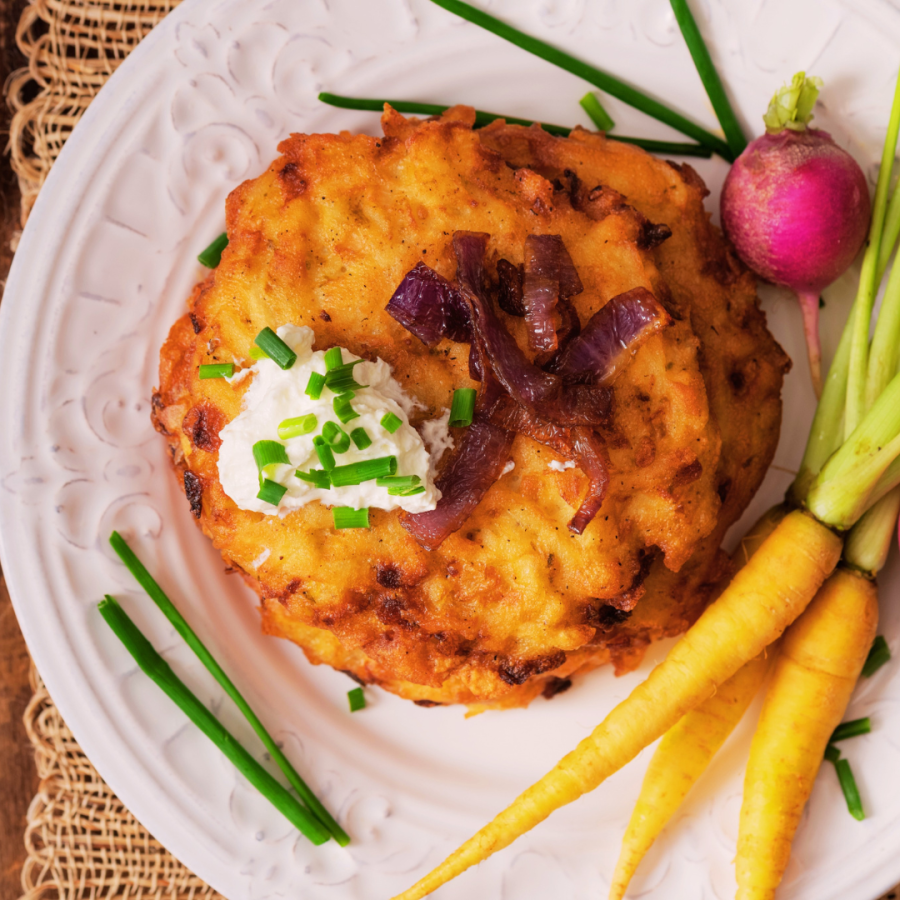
xmin=4 ymin=1 xmax=900 ymax=898
xmin=8 ymin=0 xmax=182 ymax=224
xmin=21 ymin=665 xmax=222 ymax=899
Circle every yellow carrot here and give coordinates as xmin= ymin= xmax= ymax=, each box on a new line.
xmin=393 ymin=510 xmax=842 ymax=900
xmin=736 ymin=567 xmax=878 ymax=900
xmin=610 ymin=652 xmax=773 ymax=900
xmin=608 ymin=506 xmax=786 ymax=900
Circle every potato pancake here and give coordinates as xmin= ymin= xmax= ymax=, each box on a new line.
xmin=153 ymin=107 xmax=788 ymax=710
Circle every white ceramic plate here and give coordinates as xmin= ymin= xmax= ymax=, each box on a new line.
xmin=2 ymin=1 xmax=900 ymax=897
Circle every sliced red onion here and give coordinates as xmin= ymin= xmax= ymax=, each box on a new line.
xmin=402 ymin=359 xmax=514 ymax=551
xmin=522 ymin=235 xmax=584 ymax=353
xmin=549 ymin=287 xmax=672 ymax=385
xmin=385 ymin=261 xmax=471 ymax=346
xmin=453 ymin=231 xmax=611 ymax=426
xmin=497 ymin=259 xmax=525 ymax=316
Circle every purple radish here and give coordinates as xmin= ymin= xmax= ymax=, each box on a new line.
xmin=721 ymin=72 xmax=870 ymax=396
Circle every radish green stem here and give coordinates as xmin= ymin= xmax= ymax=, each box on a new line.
xmin=845 ymin=67 xmax=900 ymax=439
xmin=427 ymin=0 xmax=733 ymax=159
xmin=807 ymin=370 xmax=900 ymax=529
xmin=579 ymin=92 xmax=615 ymax=132
xmin=865 ymin=249 xmax=900 ymax=410
xmin=318 ymin=93 xmax=712 ymax=157
xmin=109 ymin=532 xmax=349 ymax=845
xmin=98 ymin=597 xmax=331 ymax=845
xmin=669 ymin=0 xmax=746 ymax=158
xmin=844 ymin=486 xmax=900 ymax=575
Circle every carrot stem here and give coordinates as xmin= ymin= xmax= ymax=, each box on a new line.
xmin=844 ymin=485 xmax=900 ymax=575
xmin=845 ymin=66 xmax=900 ymax=439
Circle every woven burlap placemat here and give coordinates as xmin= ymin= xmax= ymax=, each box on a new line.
xmin=4 ymin=1 xmax=900 ymax=898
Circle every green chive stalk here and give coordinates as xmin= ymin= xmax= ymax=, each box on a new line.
xmin=109 ymin=533 xmax=349 ymax=846
xmin=427 ymin=0 xmax=733 ymax=158
xmin=98 ymin=597 xmax=331 ymax=845
xmin=845 ymin=68 xmax=900 ymax=439
xmin=669 ymin=0 xmax=746 ymax=158
xmin=579 ymin=92 xmax=615 ymax=132
xmin=318 ymin=92 xmax=712 ymax=157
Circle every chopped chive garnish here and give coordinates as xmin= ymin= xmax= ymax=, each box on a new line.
xmin=669 ymin=0 xmax=747 ymax=159
xmin=333 ymin=393 xmax=360 ymax=424
xmin=381 ymin=411 xmax=403 ymax=434
xmin=318 ymin=93 xmax=712 ymax=157
xmin=305 ymin=371 xmax=326 ymax=400
xmin=333 ymin=507 xmax=370 ymax=529
xmin=350 ymin=427 xmax=372 ymax=450
xmin=250 ymin=346 xmax=268 ymax=360
xmin=830 ymin=717 xmax=872 ymax=743
xmin=325 ymin=361 xmax=366 ymax=393
xmin=863 ymin=635 xmax=891 ymax=677
xmin=253 ymin=440 xmax=290 ymax=482
xmin=424 ymin=0 xmax=733 ymax=159
xmin=376 ymin=474 xmax=421 ymax=488
xmin=98 ymin=596 xmax=330 ymax=844
xmin=388 ymin=485 xmax=426 ymax=496
xmin=324 ymin=347 xmax=343 ymax=371
xmin=278 ymin=414 xmax=318 ymax=440
xmin=107 ymin=533 xmax=348 ymax=844
xmin=331 ymin=456 xmax=398 ymax=487
xmin=295 ymin=468 xmax=332 ymax=489
xmin=322 ymin=421 xmax=351 ymax=454
xmin=313 ymin=436 xmax=336 ymax=470
xmin=198 ymin=232 xmax=228 ymax=268
xmin=254 ymin=327 xmax=297 ymax=370
xmin=824 ymin=744 xmax=841 ymax=763
xmin=199 ymin=363 xmax=234 ymax=379
xmin=449 ymin=388 xmax=477 ymax=427
xmin=348 ymin=687 xmax=366 ymax=712
xmin=579 ymin=92 xmax=615 ymax=132
xmin=257 ymin=478 xmax=288 ymax=505
xmin=833 ymin=758 xmax=865 ymax=820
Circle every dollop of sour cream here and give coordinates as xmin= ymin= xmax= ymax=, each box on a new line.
xmin=218 ymin=325 xmax=440 ymax=515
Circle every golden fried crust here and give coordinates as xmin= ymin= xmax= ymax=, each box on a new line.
xmin=153 ymin=109 xmax=784 ymax=709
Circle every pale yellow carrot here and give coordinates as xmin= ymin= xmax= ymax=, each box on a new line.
xmin=607 ymin=506 xmax=786 ymax=900
xmin=609 ymin=651 xmax=773 ymax=899
xmin=736 ymin=567 xmax=878 ymax=900
xmin=393 ymin=510 xmax=842 ymax=900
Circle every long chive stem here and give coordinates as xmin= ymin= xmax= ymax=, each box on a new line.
xmin=877 ymin=180 xmax=900 ymax=283
xmin=579 ymin=92 xmax=615 ymax=132
xmin=98 ymin=596 xmax=331 ymax=845
xmin=845 ymin=67 xmax=900 ymax=438
xmin=844 ymin=485 xmax=900 ymax=575
xmin=806 ymin=370 xmax=900 ymax=528
xmin=863 ymin=635 xmax=892 ymax=678
xmin=865 ymin=248 xmax=900 ymax=410
xmin=833 ymin=757 xmax=865 ymax=820
xmin=319 ymin=93 xmax=711 ymax=157
xmin=669 ymin=0 xmax=746 ymax=157
xmin=427 ymin=0 xmax=733 ymax=158
xmin=830 ymin=717 xmax=872 ymax=743
xmin=108 ymin=533 xmax=348 ymax=845
xmin=790 ymin=305 xmax=855 ymax=503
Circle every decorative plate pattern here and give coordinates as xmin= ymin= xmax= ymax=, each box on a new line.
xmin=2 ymin=0 xmax=900 ymax=897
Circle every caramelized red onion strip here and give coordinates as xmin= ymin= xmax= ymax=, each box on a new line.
xmin=402 ymin=348 xmax=514 ymax=551
xmin=549 ymin=286 xmax=672 ymax=384
xmin=453 ymin=232 xmax=611 ymax=426
xmin=522 ymin=234 xmax=583 ymax=355
xmin=385 ymin=261 xmax=471 ymax=346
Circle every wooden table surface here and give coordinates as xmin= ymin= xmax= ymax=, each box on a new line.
xmin=0 ymin=3 xmax=39 ymax=898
